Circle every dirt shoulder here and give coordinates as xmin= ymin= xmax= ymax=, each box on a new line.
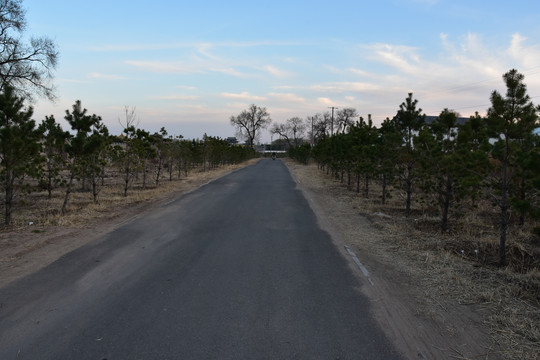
xmin=284 ymin=159 xmax=504 ymax=360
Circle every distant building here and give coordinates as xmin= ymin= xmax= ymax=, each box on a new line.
xmin=392 ymin=114 xmax=470 ymax=126
xmin=424 ymin=115 xmax=469 ymax=126
xmin=226 ymin=137 xmax=238 ymax=145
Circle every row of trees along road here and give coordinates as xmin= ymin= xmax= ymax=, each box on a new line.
xmin=1 ymin=94 xmax=258 ymax=225
xmin=279 ymin=69 xmax=538 ymax=267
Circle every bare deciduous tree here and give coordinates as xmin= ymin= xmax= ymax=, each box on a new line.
xmin=0 ymin=0 xmax=58 ymax=100
xmin=307 ymin=112 xmax=331 ymax=145
xmin=117 ymin=106 xmax=140 ymax=197
xmin=270 ymin=116 xmax=306 ymax=148
xmin=336 ymin=108 xmax=358 ymax=134
xmin=230 ymin=104 xmax=271 ymax=148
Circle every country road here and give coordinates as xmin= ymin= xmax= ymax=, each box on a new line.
xmin=0 ymin=159 xmax=403 ymax=359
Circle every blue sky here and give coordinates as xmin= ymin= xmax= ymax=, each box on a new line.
xmin=24 ymin=0 xmax=540 ymax=142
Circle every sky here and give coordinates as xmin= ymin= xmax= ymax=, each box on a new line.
xmin=22 ymin=0 xmax=540 ymax=142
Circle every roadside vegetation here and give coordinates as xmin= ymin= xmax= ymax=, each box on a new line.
xmin=300 ymin=69 xmax=539 ymax=270
xmin=0 ymin=96 xmax=258 ymax=228
xmin=282 ymin=69 xmax=539 ymax=360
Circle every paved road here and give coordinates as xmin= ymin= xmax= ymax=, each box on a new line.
xmin=0 ymin=159 xmax=403 ymax=359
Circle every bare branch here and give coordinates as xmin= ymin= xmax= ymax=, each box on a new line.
xmin=0 ymin=0 xmax=58 ymax=101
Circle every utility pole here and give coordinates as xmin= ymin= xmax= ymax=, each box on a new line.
xmin=328 ymin=107 xmax=338 ymax=136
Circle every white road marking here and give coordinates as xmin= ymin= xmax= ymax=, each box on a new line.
xmin=344 ymin=246 xmax=374 ymax=286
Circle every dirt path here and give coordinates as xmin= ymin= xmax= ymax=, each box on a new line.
xmin=1 ymin=159 xmax=503 ymax=359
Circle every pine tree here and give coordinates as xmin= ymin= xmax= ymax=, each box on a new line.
xmin=0 ymin=85 xmax=41 ymax=225
xmin=38 ymin=115 xmax=69 ymax=199
xmin=61 ymin=100 xmax=104 ymax=215
xmin=395 ymin=93 xmax=425 ymax=216
xmin=415 ymin=109 xmax=464 ymax=232
xmin=456 ymin=112 xmax=491 ymax=209
xmin=487 ymin=69 xmax=538 ymax=266
xmin=377 ymin=118 xmax=401 ymax=205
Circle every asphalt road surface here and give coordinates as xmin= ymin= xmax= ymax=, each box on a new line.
xmin=0 ymin=159 xmax=403 ymax=360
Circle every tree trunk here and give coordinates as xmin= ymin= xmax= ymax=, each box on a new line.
xmin=92 ymin=176 xmax=98 ymax=203
xmin=500 ymin=193 xmax=508 ymax=267
xmin=46 ymin=161 xmax=53 ymax=200
xmin=499 ymin=137 xmax=510 ymax=267
xmin=4 ymin=171 xmax=14 ymax=226
xmin=441 ymin=176 xmax=452 ymax=233
xmin=382 ymin=173 xmax=387 ymax=205
xmin=142 ymin=160 xmax=148 ymax=190
xmin=123 ymin=165 xmax=130 ymax=197
xmin=518 ymin=175 xmax=525 ymax=226
xmin=61 ymin=170 xmax=75 ymax=216
xmin=364 ymin=175 xmax=369 ymax=198
xmin=405 ymin=164 xmax=412 ymax=216
xmin=101 ymin=165 xmax=105 ymax=186
xmin=155 ymin=157 xmax=162 ymax=186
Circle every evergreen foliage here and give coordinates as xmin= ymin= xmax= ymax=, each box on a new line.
xmin=305 ymin=70 xmax=538 ymax=263
xmin=0 ymin=85 xmax=41 ymax=224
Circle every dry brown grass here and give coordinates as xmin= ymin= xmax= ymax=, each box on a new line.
xmin=7 ymin=161 xmax=259 ymax=230
xmin=289 ymin=160 xmax=540 ymax=360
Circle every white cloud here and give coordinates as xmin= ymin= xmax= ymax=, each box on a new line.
xmin=311 ymin=84 xmax=342 ymax=93
xmin=57 ymin=78 xmax=89 ymax=84
xmin=508 ymin=33 xmax=540 ymax=70
xmin=90 ymin=43 xmax=191 ymax=52
xmin=369 ymin=43 xmax=422 ymax=75
xmin=317 ymin=97 xmax=334 ymax=106
xmin=338 ymin=82 xmax=382 ymax=92
xmin=175 ymin=85 xmax=198 ymax=91
xmin=125 ymin=60 xmax=204 ymax=74
xmin=210 ymin=67 xmax=250 ymax=78
xmin=348 ymin=68 xmax=371 ymax=77
xmin=311 ymin=82 xmax=381 ymax=93
xmin=221 ymin=92 xmax=267 ymax=101
xmin=91 ymin=40 xmax=300 ymax=53
xmin=268 ymin=93 xmax=305 ymax=102
xmin=87 ymin=72 xmax=127 ymax=80
xmin=262 ymin=65 xmax=292 ymax=78
xmin=357 ymin=33 xmax=540 ymax=112
xmin=151 ymin=95 xmax=199 ymax=101
xmin=323 ymin=65 xmax=345 ymax=74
